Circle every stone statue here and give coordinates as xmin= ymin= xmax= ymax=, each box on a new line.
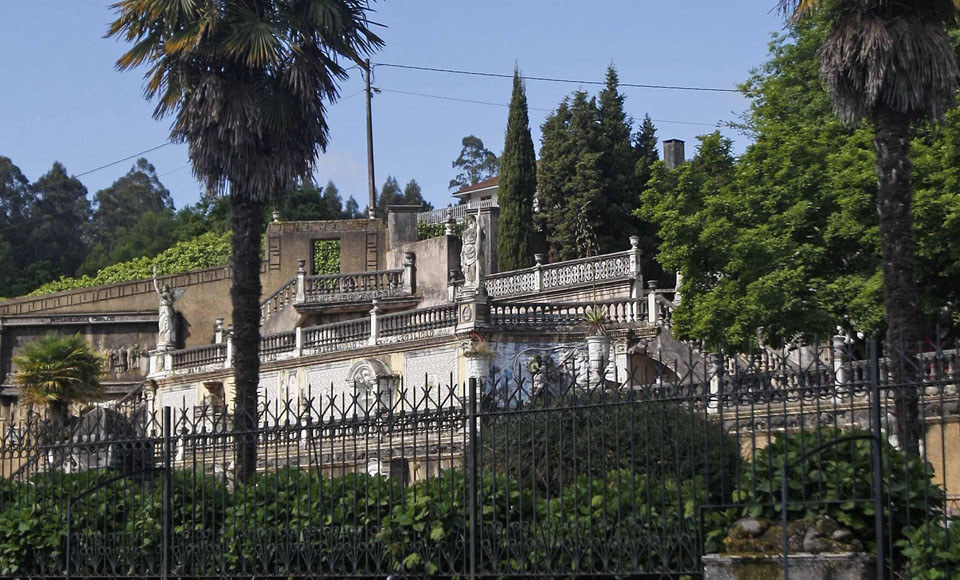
xmin=128 ymin=344 xmax=140 ymax=371
xmin=117 ymin=345 xmax=128 ymax=372
xmin=153 ymin=267 xmax=185 ymax=351
xmin=460 ymin=212 xmax=485 ymax=291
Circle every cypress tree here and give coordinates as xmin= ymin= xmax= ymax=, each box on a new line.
xmin=535 ymin=100 xmax=574 ymax=261
xmin=497 ymin=68 xmax=538 ymax=271
xmin=596 ymin=65 xmax=636 ymax=253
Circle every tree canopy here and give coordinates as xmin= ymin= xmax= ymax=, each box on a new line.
xmin=449 ymin=135 xmax=500 ymax=191
xmin=497 ymin=68 xmax=538 ymax=271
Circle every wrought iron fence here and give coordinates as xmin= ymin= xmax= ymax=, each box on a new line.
xmin=1 ymin=335 xmax=960 ymax=578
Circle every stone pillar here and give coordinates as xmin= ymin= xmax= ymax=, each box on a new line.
xmin=369 ymin=299 xmax=381 ymax=346
xmin=402 ymin=251 xmax=417 ymax=295
xmin=444 ymin=209 xmax=456 ymax=236
xmin=386 ymin=205 xmax=421 ymax=251
xmin=534 ymin=254 xmax=545 ymax=292
xmin=456 ymin=292 xmax=489 ymax=334
xmin=295 ymin=326 xmax=303 ymax=358
xmin=214 ymin=318 xmax=224 ymax=344
xmin=707 ymin=353 xmax=722 ymax=414
xmin=663 ymin=139 xmax=685 ymax=170
xmin=476 ymin=206 xmax=499 ymax=276
xmin=647 ymin=280 xmax=659 ymax=324
xmin=225 ymin=332 xmax=234 ymax=369
xmin=674 ymin=271 xmax=683 ymax=304
xmin=295 ymin=259 xmax=306 ymax=303
xmin=833 ymin=334 xmax=848 ymax=385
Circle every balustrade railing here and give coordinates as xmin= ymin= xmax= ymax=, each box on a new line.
xmin=379 ymin=305 xmax=458 ymax=337
xmin=417 ymin=199 xmax=497 ymax=225
xmin=260 ymin=276 xmax=298 ymax=324
xmin=302 ymin=270 xmax=404 ymax=302
xmin=491 ymin=299 xmax=645 ymax=327
xmin=260 ymin=330 xmax=296 ymax=356
xmin=483 ymin=250 xmax=635 ymax=299
xmin=303 ymin=318 xmax=371 ymax=352
xmin=171 ymin=343 xmax=227 ymax=371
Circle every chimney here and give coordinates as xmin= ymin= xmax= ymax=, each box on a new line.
xmin=663 ymin=139 xmax=685 ymax=170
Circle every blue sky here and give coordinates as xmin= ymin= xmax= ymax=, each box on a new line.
xmin=0 ymin=2 xmax=785 ymax=212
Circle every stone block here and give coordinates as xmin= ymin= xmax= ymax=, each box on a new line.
xmin=703 ymin=553 xmax=875 ymax=580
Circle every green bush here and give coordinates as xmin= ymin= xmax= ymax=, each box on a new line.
xmin=311 ymin=239 xmax=341 ymax=275
xmin=734 ymin=428 xmax=943 ymax=549
xmin=898 ymin=516 xmax=960 ymax=579
xmin=26 ymin=231 xmax=231 ymax=297
xmin=223 ymin=468 xmax=399 ymax=576
xmin=417 ymin=221 xmax=464 ymax=241
xmin=482 ymin=393 xmax=740 ymax=501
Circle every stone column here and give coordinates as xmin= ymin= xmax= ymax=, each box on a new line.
xmin=629 ymin=235 xmax=643 ymax=300
xmin=476 ymin=206 xmax=499 ymax=276
xmin=647 ymin=280 xmax=659 ymax=324
xmin=369 ymin=299 xmax=382 ymax=346
xmin=707 ymin=353 xmax=723 ymax=414
xmin=402 ymin=251 xmax=417 ymax=295
xmin=386 ymin=205 xmax=421 ymax=251
xmin=833 ymin=334 xmax=848 ymax=385
xmin=533 ymin=254 xmax=545 ymax=292
xmin=295 ymin=259 xmax=307 ymax=304
xmin=214 ymin=318 xmax=224 ymax=344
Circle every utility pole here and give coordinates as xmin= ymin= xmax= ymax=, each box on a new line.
xmin=365 ymin=59 xmax=376 ymax=219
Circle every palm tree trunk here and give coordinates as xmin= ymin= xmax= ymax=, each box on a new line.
xmin=230 ymin=194 xmax=264 ymax=482
xmin=872 ymin=103 xmax=922 ymax=456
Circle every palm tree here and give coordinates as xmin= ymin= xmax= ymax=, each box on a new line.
xmin=14 ymin=334 xmax=105 ymax=428
xmin=779 ymin=1 xmax=959 ymax=454
xmin=108 ymin=0 xmax=382 ymax=479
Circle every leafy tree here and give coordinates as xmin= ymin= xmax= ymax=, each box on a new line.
xmin=110 ymin=0 xmax=382 ymax=481
xmin=402 ymin=179 xmax=432 ymax=211
xmin=0 ymin=158 xmax=33 ymax=296
xmin=25 ymin=162 xmax=91 ymax=284
xmin=778 ymin=0 xmax=960 ymax=454
xmin=89 ymin=159 xmax=172 ymax=249
xmin=497 ymin=68 xmax=537 ymax=271
xmin=448 ymin=135 xmax=499 ymax=191
xmin=321 ymin=181 xmax=345 ymax=218
xmin=14 ymin=334 xmax=105 ymax=427
xmin=632 ymin=115 xmax=663 ymax=279
xmin=344 ymin=196 xmax=361 ymax=219
xmin=596 ymin=65 xmax=636 ymax=254
xmin=375 ymin=176 xmax=402 ymax=219
xmin=537 ymin=91 xmax=605 ymax=260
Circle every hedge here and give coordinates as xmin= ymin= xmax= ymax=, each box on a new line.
xmin=25 ymin=231 xmax=231 ymax=297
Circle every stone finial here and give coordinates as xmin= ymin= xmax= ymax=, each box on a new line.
xmin=647 ymin=280 xmax=659 ymax=290
xmin=444 ymin=209 xmax=455 ymax=236
xmin=534 ymin=253 xmax=545 ymax=266
xmin=272 ymin=210 xmax=280 ymax=222
xmin=629 ymin=236 xmax=640 ymax=250
xmin=297 ymin=259 xmax=306 ymax=273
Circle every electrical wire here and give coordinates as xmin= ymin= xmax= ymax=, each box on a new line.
xmin=376 ymin=62 xmax=740 ymax=93
xmin=75 ymin=142 xmax=173 ymax=177
xmin=380 ymin=88 xmax=721 ymax=127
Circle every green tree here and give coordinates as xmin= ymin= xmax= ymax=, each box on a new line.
xmin=26 ymin=162 xmax=91 ymax=284
xmin=0 ymin=157 xmax=33 ymax=296
xmin=14 ymin=334 xmax=105 ymax=427
xmin=375 ymin=175 xmax=402 ymax=218
xmin=497 ymin=68 xmax=537 ymax=271
xmin=109 ymin=0 xmax=382 ymax=480
xmin=344 ymin=196 xmax=361 ymax=219
xmin=779 ymin=0 xmax=960 ymax=454
xmin=632 ymin=115 xmax=663 ymax=279
xmin=402 ymin=179 xmax=432 ymax=211
xmin=596 ymin=65 xmax=636 ymax=254
xmin=321 ymin=181 xmax=345 ymax=218
xmin=449 ymin=135 xmax=500 ymax=191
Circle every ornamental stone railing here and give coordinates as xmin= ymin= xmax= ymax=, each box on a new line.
xmin=479 ymin=239 xmax=643 ymax=300
xmin=171 ymin=343 xmax=227 ymax=372
xmin=417 ymin=199 xmax=497 ymax=225
xmin=490 ymin=299 xmax=646 ymax=328
xmin=260 ymin=275 xmax=298 ymax=325
xmin=292 ymin=253 xmax=416 ymax=307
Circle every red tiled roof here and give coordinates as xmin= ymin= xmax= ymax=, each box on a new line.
xmin=455 ymin=175 xmax=499 ymax=195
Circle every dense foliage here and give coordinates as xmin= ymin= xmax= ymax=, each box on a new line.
xmin=312 ymin=240 xmax=341 ymax=275
xmin=536 ymin=67 xmax=660 ymax=264
xmin=13 ymin=334 xmax=105 ymax=424
xmin=27 ymin=231 xmax=231 ymax=297
xmin=374 ymin=176 xmax=432 ymax=219
xmin=417 ymin=220 xmax=464 ymax=241
xmin=732 ymin=428 xmax=942 ymax=554
xmin=496 ymin=69 xmax=538 ymax=271
xmin=898 ymin=516 xmax=960 ymax=579
xmin=640 ymin=18 xmax=960 ymax=349
xmin=448 ymin=135 xmax=500 ymax=191
xmin=482 ymin=394 xmax=740 ymax=501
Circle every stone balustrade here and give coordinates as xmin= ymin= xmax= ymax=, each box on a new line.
xmin=417 ymin=199 xmax=496 ymax=225
xmin=260 ymin=275 xmax=298 ymax=324
xmin=490 ymin=299 xmax=645 ymax=327
xmin=171 ymin=343 xmax=227 ymax=371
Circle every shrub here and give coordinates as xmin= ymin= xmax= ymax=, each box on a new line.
xmin=734 ymin=428 xmax=943 ymax=550
xmin=26 ymin=231 xmax=230 ymax=297
xmin=898 ymin=516 xmax=960 ymax=579
xmin=417 ymin=221 xmax=464 ymax=241
xmin=481 ymin=392 xmax=740 ymax=501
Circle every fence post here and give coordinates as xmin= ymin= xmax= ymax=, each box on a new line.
xmin=295 ymin=259 xmax=306 ymax=303
xmin=161 ymin=406 xmax=172 ymax=580
xmin=868 ymin=339 xmax=886 ymax=580
xmin=467 ymin=376 xmax=479 ymax=579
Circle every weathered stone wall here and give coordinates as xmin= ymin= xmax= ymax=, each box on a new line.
xmin=387 ymin=235 xmax=461 ymax=307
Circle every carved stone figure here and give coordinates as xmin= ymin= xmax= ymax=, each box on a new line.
xmin=117 ymin=346 xmax=128 ymax=373
xmin=460 ymin=213 xmax=485 ymax=290
xmin=128 ymin=344 xmax=140 ymax=371
xmin=153 ymin=268 xmax=185 ymax=351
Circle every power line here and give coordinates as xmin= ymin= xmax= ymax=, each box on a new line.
xmin=380 ymin=88 xmax=721 ymax=127
xmin=75 ymin=142 xmax=173 ymax=177
xmin=159 ymin=163 xmax=191 ymax=177
xmin=376 ymin=62 xmax=740 ymax=93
